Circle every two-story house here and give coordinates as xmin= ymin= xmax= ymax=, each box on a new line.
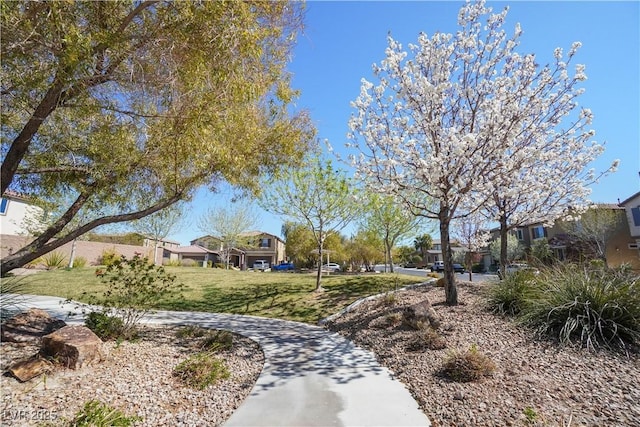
xmin=485 ymin=202 xmax=638 ymax=269
xmin=190 ymin=231 xmax=286 ymax=270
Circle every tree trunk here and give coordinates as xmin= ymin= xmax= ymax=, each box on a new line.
xmin=315 ymin=241 xmax=323 ymax=292
xmin=67 ymin=239 xmax=78 ymax=269
xmin=439 ymin=210 xmax=457 ymax=306
xmin=499 ymin=217 xmax=508 ymax=278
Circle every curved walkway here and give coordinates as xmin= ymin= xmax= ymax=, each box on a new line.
xmin=10 ymin=294 xmax=431 ymax=427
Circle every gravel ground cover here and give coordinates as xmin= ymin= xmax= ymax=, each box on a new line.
xmin=1 ymin=326 xmax=263 ymax=426
xmin=326 ymin=281 xmax=640 ymax=427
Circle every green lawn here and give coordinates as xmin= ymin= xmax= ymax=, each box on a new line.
xmin=16 ymin=267 xmax=426 ymax=323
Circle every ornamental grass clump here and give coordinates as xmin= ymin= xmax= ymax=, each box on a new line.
xmin=173 ymin=352 xmax=230 ymax=390
xmin=440 ymin=344 xmax=495 ymax=382
xmin=519 ymin=264 xmax=640 ymax=352
xmin=485 ymin=270 xmax=541 ymax=316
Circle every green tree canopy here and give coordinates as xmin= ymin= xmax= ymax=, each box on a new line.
xmin=260 ymin=156 xmax=359 ymax=291
xmin=1 ymin=1 xmax=314 ymax=274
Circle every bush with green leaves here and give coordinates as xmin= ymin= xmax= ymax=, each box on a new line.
xmin=440 ymin=344 xmax=496 ymax=382
xmin=85 ymin=311 xmax=125 ymax=340
xmin=70 ymin=400 xmax=141 ymax=426
xmin=173 ymin=352 xmax=230 ymax=389
xmin=485 ymin=270 xmax=541 ymax=316
xmin=520 ymin=264 xmax=640 ymax=351
xmin=81 ymin=254 xmax=184 ymax=339
xmin=99 ymin=248 xmax=120 ymax=267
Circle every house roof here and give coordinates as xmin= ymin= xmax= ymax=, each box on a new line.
xmin=191 ymin=231 xmax=284 ymax=246
xmin=620 ymin=191 xmax=640 ymax=206
xmin=165 ymin=245 xmax=218 ymax=255
xmin=2 ymin=190 xmax=32 ymax=202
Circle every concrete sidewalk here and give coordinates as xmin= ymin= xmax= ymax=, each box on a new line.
xmin=8 ymin=294 xmax=431 ymax=427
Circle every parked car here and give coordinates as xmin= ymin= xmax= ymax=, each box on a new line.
xmin=272 ymin=261 xmax=295 ymax=271
xmin=430 ymin=261 xmax=444 ymax=272
xmin=453 ymin=263 xmax=465 ymax=273
xmin=430 ymin=261 xmax=465 ymax=273
xmin=252 ymin=260 xmax=270 ymax=271
xmin=321 ymin=263 xmax=341 ymax=272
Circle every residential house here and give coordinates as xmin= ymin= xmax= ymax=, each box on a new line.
xmin=0 ymin=190 xmax=45 ymax=236
xmin=163 ymin=245 xmax=219 ymax=267
xmin=424 ymin=240 xmax=465 ymax=266
xmin=484 ymin=202 xmax=639 ymax=270
xmin=190 ymin=231 xmax=286 ymax=270
xmin=619 ymin=191 xmax=640 ymax=265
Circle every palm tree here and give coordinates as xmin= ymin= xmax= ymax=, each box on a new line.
xmin=413 ymin=233 xmax=433 ymax=263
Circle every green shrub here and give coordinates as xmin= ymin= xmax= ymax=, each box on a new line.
xmin=163 ymin=259 xmax=182 ymax=267
xmin=485 ymin=270 xmax=540 ymax=316
xmin=181 ymin=258 xmax=197 ymax=267
xmin=42 ymin=251 xmax=67 ymax=269
xmin=175 ymin=325 xmax=208 ymax=339
xmin=99 ymin=249 xmax=120 ymax=267
xmin=173 ymin=352 xmax=230 ymax=389
xmin=214 ymin=263 xmax=225 ymax=269
xmin=519 ymin=264 xmax=640 ymax=351
xmin=200 ymin=330 xmax=234 ymax=352
xmin=85 ymin=312 xmax=125 ymax=340
xmin=440 ymin=344 xmax=495 ymax=382
xmin=79 ymin=254 xmax=184 ymax=339
xmin=72 ymin=256 xmax=88 ymax=268
xmin=70 ymin=400 xmax=141 ymax=426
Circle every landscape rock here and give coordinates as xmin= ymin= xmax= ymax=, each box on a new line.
xmin=1 ymin=308 xmax=67 ymax=344
xmin=402 ymin=299 xmax=441 ymax=330
xmin=6 ymin=356 xmax=53 ymax=382
xmin=41 ymin=325 xmax=104 ymax=369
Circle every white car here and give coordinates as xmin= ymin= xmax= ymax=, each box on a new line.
xmin=253 ymin=260 xmax=270 ymax=271
xmin=321 ymin=263 xmax=341 ymax=272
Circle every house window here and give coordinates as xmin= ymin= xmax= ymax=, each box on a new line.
xmin=0 ymin=198 xmax=7 ymax=215
xmin=531 ymin=225 xmax=545 ymax=240
xmin=514 ymin=229 xmax=524 ymax=240
xmin=259 ymin=238 xmax=271 ymax=248
xmin=632 ymin=206 xmax=640 ymax=226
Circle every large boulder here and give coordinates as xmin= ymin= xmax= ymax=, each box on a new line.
xmin=1 ymin=308 xmax=67 ymax=343
xmin=403 ymin=299 xmax=441 ymax=330
xmin=41 ymin=325 xmax=104 ymax=369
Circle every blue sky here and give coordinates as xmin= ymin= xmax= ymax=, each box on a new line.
xmin=168 ymin=1 xmax=640 ymax=245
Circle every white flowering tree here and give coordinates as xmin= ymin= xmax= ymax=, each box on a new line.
xmin=348 ymin=0 xmax=614 ymax=305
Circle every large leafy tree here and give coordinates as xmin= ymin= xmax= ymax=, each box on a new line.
xmin=362 ymin=194 xmax=423 ymax=272
xmin=348 ymin=0 xmax=611 ymax=304
xmin=1 ymin=1 xmax=313 ymax=275
xmin=260 ymin=156 xmax=359 ymax=291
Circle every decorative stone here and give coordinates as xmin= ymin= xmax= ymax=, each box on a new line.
xmin=41 ymin=325 xmax=104 ymax=369
xmin=1 ymin=308 xmax=67 ymax=343
xmin=7 ymin=356 xmax=54 ymax=382
xmin=402 ymin=299 xmax=441 ymax=330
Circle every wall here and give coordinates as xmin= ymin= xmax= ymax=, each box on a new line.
xmin=1 ymin=235 xmax=156 ymax=267
xmin=0 ymin=198 xmax=43 ymax=236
